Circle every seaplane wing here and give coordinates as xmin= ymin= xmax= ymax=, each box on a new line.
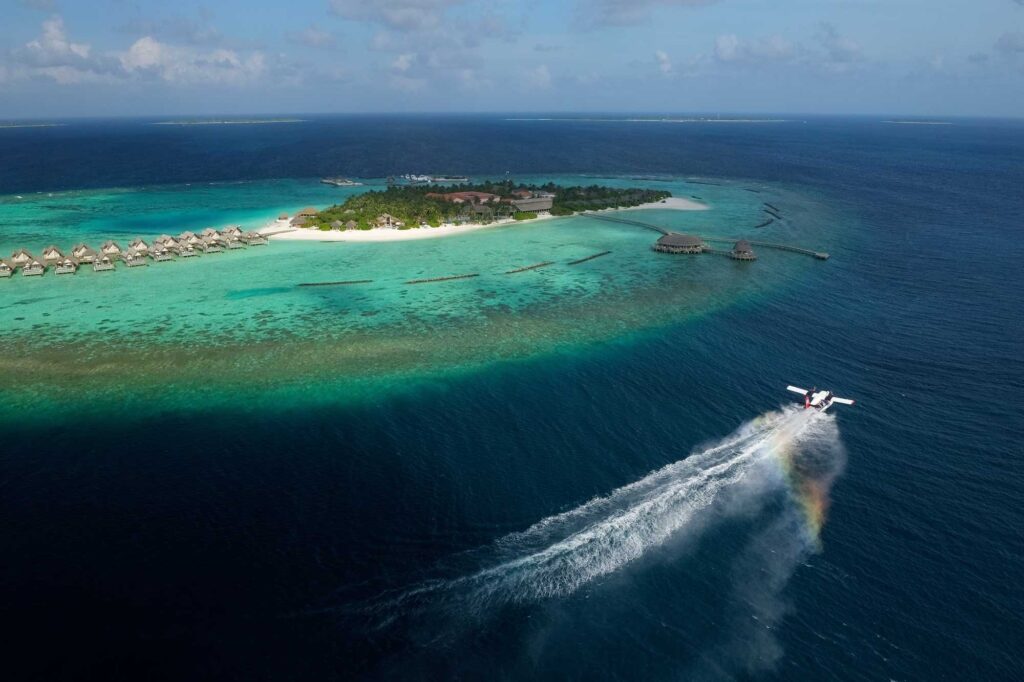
xmin=831 ymin=397 xmax=855 ymax=405
xmin=787 ymin=385 xmax=809 ymax=396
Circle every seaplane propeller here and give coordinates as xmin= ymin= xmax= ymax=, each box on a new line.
xmin=787 ymin=385 xmax=855 ymax=412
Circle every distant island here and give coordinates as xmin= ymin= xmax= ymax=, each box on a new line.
xmin=0 ymin=123 xmax=66 ymax=129
xmin=301 ymin=181 xmax=673 ymax=231
xmin=153 ymin=119 xmax=305 ymax=126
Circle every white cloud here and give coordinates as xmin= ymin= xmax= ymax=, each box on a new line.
xmin=22 ymin=15 xmax=91 ymax=64
xmin=584 ymin=0 xmax=718 ymax=27
xmin=524 ymin=64 xmax=552 ymax=89
xmin=329 ymin=0 xmax=462 ymax=33
xmin=655 ymin=49 xmax=673 ymax=75
xmin=120 ymin=36 xmax=266 ymax=85
xmin=391 ymin=53 xmax=416 ymax=72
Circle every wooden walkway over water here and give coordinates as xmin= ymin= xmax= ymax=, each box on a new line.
xmin=584 ymin=213 xmax=829 ymax=260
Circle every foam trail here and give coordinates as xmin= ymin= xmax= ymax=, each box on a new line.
xmin=365 ymin=406 xmax=837 ymax=631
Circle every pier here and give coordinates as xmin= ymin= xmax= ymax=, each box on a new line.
xmin=585 ymin=214 xmax=828 ymax=260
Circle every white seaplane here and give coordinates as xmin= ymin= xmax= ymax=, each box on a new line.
xmin=787 ymin=386 xmax=855 ymax=412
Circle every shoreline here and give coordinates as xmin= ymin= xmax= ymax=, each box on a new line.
xmin=262 ymin=196 xmax=708 ymax=243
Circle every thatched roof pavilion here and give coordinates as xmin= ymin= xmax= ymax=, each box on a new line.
xmin=330 ymin=220 xmax=344 ymax=229
xmin=0 ymin=258 xmax=14 ymax=277
xmin=71 ymin=244 xmax=97 ymax=263
xmin=654 ymin=233 xmax=704 ymax=254
xmin=11 ymin=248 xmax=35 ymax=266
xmin=42 ymin=245 xmax=65 ymax=264
xmin=22 ymin=257 xmax=45 ymax=276
xmin=297 ymin=207 xmax=318 ymax=217
xmin=344 ymin=220 xmax=358 ymax=230
xmin=129 ymin=238 xmax=150 ymax=254
xmin=101 ymin=240 xmax=122 ymax=255
xmin=731 ymin=239 xmax=757 ymax=261
xmin=55 ymin=256 xmax=79 ymax=275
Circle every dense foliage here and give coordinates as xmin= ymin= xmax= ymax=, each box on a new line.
xmin=311 ymin=181 xmax=672 ymax=230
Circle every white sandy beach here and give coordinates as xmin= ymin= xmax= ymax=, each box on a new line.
xmin=261 ymin=195 xmax=708 ymax=243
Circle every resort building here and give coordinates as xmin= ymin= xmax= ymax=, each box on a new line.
xmin=151 ymin=244 xmax=174 ymax=261
xmin=22 ymin=257 xmax=46 ymax=276
xmin=129 ymin=238 xmax=150 ymax=255
xmin=731 ymin=240 xmax=757 ymax=261
xmin=344 ymin=220 xmax=358 ymax=230
xmin=93 ymin=254 xmax=116 ymax=271
xmin=221 ymin=226 xmax=243 ymax=238
xmin=242 ymin=231 xmax=268 ymax=245
xmin=330 ymin=220 xmax=344 ymax=230
xmin=297 ymin=207 xmax=318 ymax=218
xmin=11 ymin=248 xmax=36 ymax=267
xmin=179 ymin=231 xmax=202 ymax=246
xmin=123 ymin=247 xmax=148 ymax=267
xmin=511 ymin=196 xmax=554 ymax=212
xmin=375 ymin=213 xmax=404 ymax=228
xmin=291 ymin=216 xmax=309 ymax=227
xmin=42 ymin=245 xmax=65 ymax=265
xmin=201 ymin=236 xmax=224 ymax=253
xmin=654 ymin=233 xmax=705 ymax=254
xmin=0 ymin=259 xmax=13 ymax=278
xmin=101 ymin=240 xmax=123 ymax=256
xmin=54 ymin=256 xmax=78 ymax=275
xmin=426 ymin=191 xmax=501 ymax=204
xmin=71 ymin=244 xmax=98 ymax=263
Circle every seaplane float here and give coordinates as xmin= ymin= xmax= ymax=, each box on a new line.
xmin=787 ymin=386 xmax=855 ymax=412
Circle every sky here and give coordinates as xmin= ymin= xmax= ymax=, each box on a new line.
xmin=1 ymin=0 xmax=1022 ymax=118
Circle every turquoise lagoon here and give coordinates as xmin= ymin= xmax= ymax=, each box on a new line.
xmin=0 ymin=177 xmax=836 ymax=423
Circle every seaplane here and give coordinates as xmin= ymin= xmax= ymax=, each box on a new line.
xmin=787 ymin=386 xmax=855 ymax=412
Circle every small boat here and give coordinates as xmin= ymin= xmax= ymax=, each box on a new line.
xmin=320 ymin=177 xmax=363 ymax=187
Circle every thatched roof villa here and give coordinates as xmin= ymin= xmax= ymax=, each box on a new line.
xmin=129 ymin=238 xmax=150 ymax=254
xmin=654 ymin=233 xmax=705 ymax=254
xmin=731 ymin=239 xmax=757 ymax=261
xmin=151 ymin=244 xmax=174 ymax=261
xmin=330 ymin=220 xmax=344 ymax=230
xmin=54 ymin=256 xmax=78 ymax=275
xmin=42 ymin=245 xmax=65 ymax=265
xmin=291 ymin=216 xmax=309 ymax=227
xmin=242 ymin=231 xmax=267 ymax=245
xmin=93 ymin=254 xmax=116 ymax=271
xmin=101 ymin=240 xmax=122 ymax=256
xmin=71 ymin=244 xmax=97 ymax=263
xmin=344 ymin=220 xmax=358 ymax=230
xmin=11 ymin=248 xmax=35 ymax=266
xmin=123 ymin=247 xmax=148 ymax=267
xmin=375 ymin=213 xmax=404 ymax=228
xmin=221 ymin=225 xmax=243 ymax=238
xmin=0 ymin=258 xmax=14 ymax=278
xmin=22 ymin=257 xmax=45 ymax=276
xmin=297 ymin=207 xmax=318 ymax=217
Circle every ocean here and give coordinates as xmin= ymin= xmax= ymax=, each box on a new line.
xmin=1 ymin=115 xmax=1022 ymax=680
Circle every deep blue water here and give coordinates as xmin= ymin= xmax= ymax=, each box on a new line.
xmin=2 ymin=116 xmax=1023 ymax=681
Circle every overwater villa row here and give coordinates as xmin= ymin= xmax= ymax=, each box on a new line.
xmin=0 ymin=226 xmax=268 ymax=278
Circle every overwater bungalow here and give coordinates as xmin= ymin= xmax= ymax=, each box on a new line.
xmin=654 ymin=233 xmax=705 ymax=254
xmin=71 ymin=243 xmax=98 ymax=263
xmin=0 ymin=259 xmax=14 ymax=278
xmin=731 ymin=239 xmax=757 ymax=261
xmin=22 ymin=257 xmax=45 ymax=276
xmin=54 ymin=256 xmax=79 ymax=275
xmin=101 ymin=240 xmax=123 ymax=257
xmin=42 ymin=245 xmax=65 ymax=265
xmin=242 ymin=231 xmax=268 ymax=246
xmin=225 ymin=234 xmax=245 ymax=249
xmin=221 ymin=225 xmax=243 ymax=238
xmin=11 ymin=248 xmax=35 ymax=267
xmin=129 ymin=238 xmax=150 ymax=255
xmin=93 ymin=254 xmax=116 ymax=272
xmin=123 ymin=247 xmax=148 ymax=267
xmin=155 ymin=234 xmax=178 ymax=248
xmin=150 ymin=244 xmax=174 ymax=261
xmin=201 ymin=227 xmax=224 ymax=242
xmin=178 ymin=243 xmax=198 ymax=257
xmin=179 ymin=231 xmax=202 ymax=246
xmin=201 ymin=236 xmax=224 ymax=253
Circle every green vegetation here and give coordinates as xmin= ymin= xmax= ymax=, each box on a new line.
xmin=310 ymin=181 xmax=672 ymax=230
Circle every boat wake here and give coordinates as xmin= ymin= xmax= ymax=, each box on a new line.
xmin=358 ymin=406 xmax=845 ymax=651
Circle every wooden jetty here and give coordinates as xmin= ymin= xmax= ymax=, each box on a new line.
xmin=568 ymin=250 xmax=612 ymax=265
xmin=505 ymin=261 xmax=554 ymax=274
xmin=406 ymin=273 xmax=480 ymax=284
xmin=699 ymin=236 xmax=828 ymax=260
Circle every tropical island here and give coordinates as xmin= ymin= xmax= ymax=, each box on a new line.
xmin=301 ymin=181 xmax=673 ymax=231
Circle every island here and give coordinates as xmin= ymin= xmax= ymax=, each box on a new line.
xmin=314 ymin=182 xmax=674 ymax=228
